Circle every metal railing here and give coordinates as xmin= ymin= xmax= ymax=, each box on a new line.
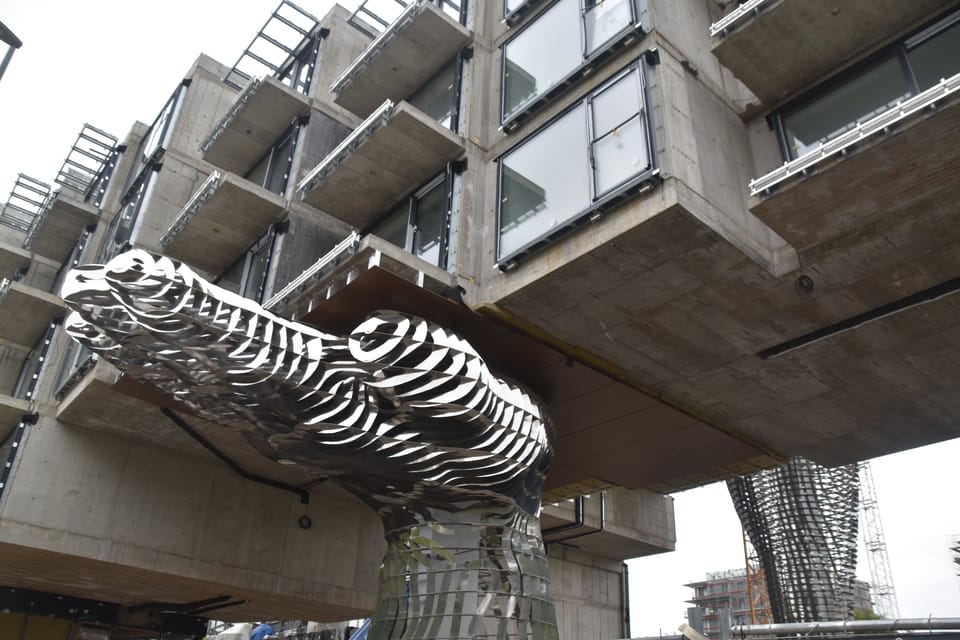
xmin=55 ymin=124 xmax=118 ymax=195
xmin=709 ymin=0 xmax=771 ymax=38
xmin=0 ymin=174 xmax=50 ymax=233
xmin=264 ymin=231 xmax=360 ymax=310
xmin=750 ymin=72 xmax=960 ymax=196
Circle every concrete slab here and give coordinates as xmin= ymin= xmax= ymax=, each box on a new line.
xmin=0 ymin=394 xmax=30 ymax=442
xmin=23 ymin=191 xmax=98 ymax=263
xmin=160 ymin=172 xmax=287 ymax=276
xmin=201 ymin=76 xmax=311 ymax=175
xmin=712 ymin=0 xmax=949 ymax=105
xmin=0 ymin=282 xmax=63 ymax=348
xmin=752 ymin=92 xmax=960 ymax=251
xmin=270 ymin=243 xmax=776 ymax=496
xmin=0 ymin=241 xmax=30 ymax=279
xmin=298 ymin=101 xmax=464 ymax=230
xmin=332 ymin=2 xmax=471 ymax=117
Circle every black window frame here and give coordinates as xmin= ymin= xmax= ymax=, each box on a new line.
xmin=499 ymin=0 xmax=648 ymax=131
xmin=407 ymin=52 xmax=468 ymax=133
xmin=277 ymin=28 xmax=322 ymax=95
xmin=215 ymin=224 xmax=281 ymax=303
xmin=772 ymin=8 xmax=960 ymax=161
xmin=98 ymin=80 xmax=190 ymax=262
xmin=495 ymin=53 xmax=660 ymax=269
xmin=244 ymin=119 xmax=304 ymax=196
xmin=369 ymin=165 xmax=459 ymax=271
xmin=504 ymin=0 xmax=546 ymax=26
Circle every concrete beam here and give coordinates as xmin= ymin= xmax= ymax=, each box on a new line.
xmin=24 ymin=192 xmax=98 ymax=264
xmin=711 ymin=0 xmax=949 ymax=106
xmin=298 ymin=102 xmax=465 ymax=230
xmin=332 ymin=2 xmax=472 ymax=118
xmin=0 ymin=394 xmax=30 ymax=442
xmin=161 ymin=172 xmax=287 ymax=276
xmin=0 ymin=241 xmax=30 ymax=279
xmin=201 ymin=76 xmax=311 ymax=176
xmin=0 ymin=282 xmax=63 ymax=348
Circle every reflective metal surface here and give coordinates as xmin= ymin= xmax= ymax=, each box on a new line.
xmin=62 ymin=249 xmax=558 ymax=640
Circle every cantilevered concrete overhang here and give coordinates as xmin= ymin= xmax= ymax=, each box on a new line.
xmin=160 ymin=171 xmax=287 ymax=275
xmin=200 ymin=76 xmax=310 ymax=175
xmin=482 ymin=168 xmax=960 ymax=470
xmin=0 ymin=394 xmax=30 ymax=443
xmin=750 ymin=73 xmax=960 ymax=251
xmin=23 ymin=191 xmax=98 ymax=263
xmin=0 ymin=241 xmax=30 ymax=278
xmin=297 ymin=101 xmax=465 ymax=229
xmin=710 ymin=0 xmax=949 ymax=106
xmin=331 ymin=2 xmax=471 ymax=117
xmin=0 ymin=281 xmax=63 ymax=348
xmin=265 ymin=234 xmax=778 ymax=496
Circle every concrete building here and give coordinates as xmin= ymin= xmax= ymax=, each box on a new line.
xmin=0 ymin=0 xmax=958 ymax=637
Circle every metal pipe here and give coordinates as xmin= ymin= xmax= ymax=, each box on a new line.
xmin=734 ymin=618 xmax=960 ymax=636
xmin=541 ymin=495 xmax=584 ymax=537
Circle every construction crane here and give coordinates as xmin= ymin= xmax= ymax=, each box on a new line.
xmin=742 ymin=530 xmax=773 ymax=624
xmin=858 ymin=461 xmax=900 ymax=618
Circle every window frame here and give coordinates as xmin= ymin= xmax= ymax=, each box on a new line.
xmin=277 ymin=29 xmax=322 ymax=95
xmin=772 ymin=8 xmax=960 ymax=161
xmin=407 ymin=54 xmax=466 ymax=133
xmin=499 ymin=0 xmax=647 ymax=130
xmin=495 ymin=55 xmax=659 ymax=269
xmin=244 ymin=119 xmax=303 ymax=196
xmin=369 ymin=166 xmax=459 ymax=271
xmin=215 ymin=225 xmax=280 ymax=303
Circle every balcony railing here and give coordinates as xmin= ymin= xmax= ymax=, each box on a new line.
xmin=709 ymin=0 xmax=770 ymax=37
xmin=751 ymin=72 xmax=960 ymax=196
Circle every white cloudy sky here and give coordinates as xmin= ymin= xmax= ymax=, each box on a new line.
xmin=2 ymin=2 xmax=958 ymax=636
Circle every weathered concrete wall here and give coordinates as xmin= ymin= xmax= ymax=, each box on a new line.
xmin=549 ymin=547 xmax=628 ymax=640
xmin=0 ymin=415 xmax=383 ymax=620
xmin=311 ymin=6 xmax=373 ymax=109
xmin=170 ymin=54 xmax=237 ymax=159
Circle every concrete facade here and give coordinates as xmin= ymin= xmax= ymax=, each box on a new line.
xmin=1 ymin=0 xmax=958 ymax=638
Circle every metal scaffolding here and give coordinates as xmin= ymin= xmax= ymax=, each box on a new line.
xmin=729 ymin=457 xmax=860 ymax=623
xmin=858 ymin=461 xmax=900 ymax=618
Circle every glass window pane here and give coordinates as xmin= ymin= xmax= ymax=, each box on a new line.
xmin=241 ymin=241 xmax=271 ymax=301
xmin=246 ymin=154 xmax=269 ymax=190
xmin=217 ymin=258 xmax=245 ymax=295
xmin=409 ymin=61 xmax=457 ymax=129
xmin=413 ymin=182 xmax=446 ymax=266
xmin=502 ymin=0 xmax=582 ymax=120
xmin=264 ymin=136 xmax=293 ymax=195
xmin=593 ymin=114 xmax=649 ymax=195
xmin=499 ymin=105 xmax=591 ymax=259
xmin=584 ymin=0 xmax=634 ymax=55
xmin=440 ymin=0 xmax=462 ymax=22
xmin=781 ymin=54 xmax=912 ymax=158
xmin=591 ymin=69 xmax=641 ymax=136
xmin=505 ymin=0 xmax=525 ymax=14
xmin=908 ymin=20 xmax=960 ymax=91
xmin=373 ymin=202 xmax=411 ymax=249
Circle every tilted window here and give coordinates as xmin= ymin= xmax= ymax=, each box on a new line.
xmin=408 ymin=59 xmax=461 ymax=131
xmin=776 ymin=9 xmax=960 ymax=160
xmin=497 ymin=59 xmax=657 ymax=267
xmin=245 ymin=122 xmax=300 ymax=196
xmin=501 ymin=0 xmax=647 ymax=128
xmin=216 ymin=226 xmax=278 ymax=303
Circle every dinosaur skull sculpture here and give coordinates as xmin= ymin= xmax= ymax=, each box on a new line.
xmin=62 ymin=249 xmax=558 ymax=640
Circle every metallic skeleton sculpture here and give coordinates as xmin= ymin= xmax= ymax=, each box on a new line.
xmin=728 ymin=457 xmax=859 ymax=623
xmin=62 ymin=249 xmax=558 ymax=640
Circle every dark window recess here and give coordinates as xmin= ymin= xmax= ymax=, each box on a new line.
xmin=408 ymin=58 xmax=462 ymax=132
xmin=370 ymin=168 xmax=456 ymax=270
xmin=497 ymin=59 xmax=658 ymax=267
xmin=245 ymin=122 xmax=300 ymax=195
xmin=99 ymin=80 xmax=189 ymax=261
xmin=501 ymin=0 xmax=647 ymax=129
xmin=11 ymin=321 xmax=58 ymax=402
xmin=776 ymin=9 xmax=960 ymax=160
xmin=278 ymin=30 xmax=321 ymax=95
xmin=216 ymin=226 xmax=279 ymax=302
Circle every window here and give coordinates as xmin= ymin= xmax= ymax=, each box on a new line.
xmin=371 ymin=170 xmax=456 ymax=269
xmin=777 ymin=9 xmax=960 ymax=160
xmin=216 ymin=227 xmax=278 ymax=302
xmin=408 ymin=59 xmax=460 ymax=131
xmin=245 ymin=122 xmax=300 ymax=195
xmin=501 ymin=0 xmax=646 ymax=126
xmin=497 ymin=60 xmax=656 ymax=266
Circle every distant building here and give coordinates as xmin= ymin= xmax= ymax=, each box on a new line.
xmin=687 ymin=568 xmax=874 ymax=635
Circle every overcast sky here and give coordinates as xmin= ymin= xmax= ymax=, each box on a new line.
xmin=2 ymin=2 xmax=958 ymax=637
